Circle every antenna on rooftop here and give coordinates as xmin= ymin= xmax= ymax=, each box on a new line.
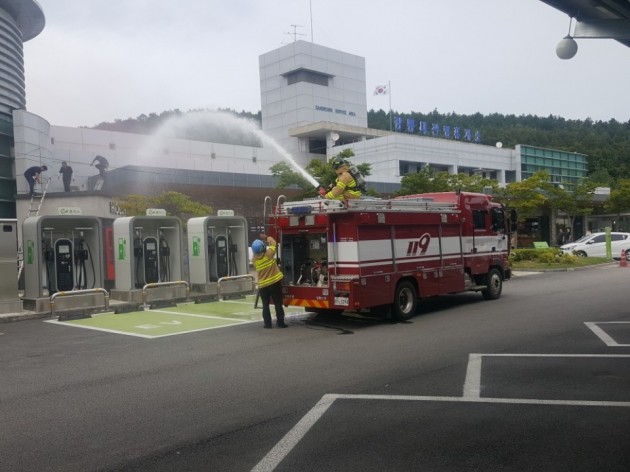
xmin=285 ymin=24 xmax=306 ymax=42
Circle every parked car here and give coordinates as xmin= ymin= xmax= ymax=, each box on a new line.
xmin=560 ymin=232 xmax=630 ymax=259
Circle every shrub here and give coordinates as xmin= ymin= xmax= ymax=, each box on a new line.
xmin=511 ymin=248 xmax=577 ymax=264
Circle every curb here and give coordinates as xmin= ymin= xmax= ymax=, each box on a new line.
xmin=0 ymin=311 xmax=51 ymax=323
xmin=512 ymin=262 xmax=617 ymax=275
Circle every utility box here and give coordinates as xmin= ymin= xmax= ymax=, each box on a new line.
xmin=188 ymin=216 xmax=254 ymax=299
xmin=0 ymin=219 xmax=22 ymax=314
xmin=111 ymin=216 xmax=185 ymax=304
xmin=22 ymin=216 xmax=104 ymax=312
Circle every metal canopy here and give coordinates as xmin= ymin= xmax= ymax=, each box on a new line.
xmin=541 ymin=0 xmax=630 ymax=47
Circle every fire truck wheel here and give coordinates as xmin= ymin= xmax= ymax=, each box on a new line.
xmin=392 ymin=281 xmax=418 ymax=321
xmin=481 ymin=268 xmax=503 ymax=300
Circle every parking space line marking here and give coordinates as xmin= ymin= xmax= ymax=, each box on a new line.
xmin=466 ymin=353 xmax=630 ymax=357
xmin=220 ymin=299 xmax=258 ymax=305
xmin=585 ymin=321 xmax=630 ymax=347
xmin=463 ymin=353 xmax=482 ymax=399
xmin=44 ymin=310 xmax=260 ymax=338
xmin=330 ymin=394 xmax=630 ymax=406
xmin=45 ymin=320 xmax=156 ymax=338
xmin=133 ymin=324 xmax=254 ymax=338
xmin=462 ymin=353 xmax=630 ymax=401
xmin=45 ymin=318 xmax=258 ymax=338
xmin=251 ymin=394 xmax=337 ymax=472
xmin=463 ymin=353 xmax=630 ymax=400
xmin=150 ymin=309 xmax=255 ymax=323
xmin=252 ymin=392 xmax=630 ymax=472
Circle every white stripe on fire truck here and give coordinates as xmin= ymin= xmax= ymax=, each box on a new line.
xmin=331 ymin=237 xmax=508 ymax=263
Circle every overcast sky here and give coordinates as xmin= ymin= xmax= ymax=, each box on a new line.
xmin=23 ymin=0 xmax=630 ymax=128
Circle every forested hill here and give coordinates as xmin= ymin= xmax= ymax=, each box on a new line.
xmin=89 ymin=108 xmax=630 ymax=184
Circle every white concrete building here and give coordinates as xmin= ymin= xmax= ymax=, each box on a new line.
xmin=260 ymin=40 xmax=368 ymax=167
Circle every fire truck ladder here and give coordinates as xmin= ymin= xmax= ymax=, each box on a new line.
xmin=278 ymin=197 xmax=460 ymax=215
xmin=18 ymin=177 xmax=52 ymax=288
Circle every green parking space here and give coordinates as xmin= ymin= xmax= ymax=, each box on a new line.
xmin=45 ymin=296 xmax=304 ymax=338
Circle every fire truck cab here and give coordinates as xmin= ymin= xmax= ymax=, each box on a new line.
xmin=264 ymin=191 xmax=516 ymax=321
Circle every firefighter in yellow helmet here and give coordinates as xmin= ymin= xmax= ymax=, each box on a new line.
xmin=252 ymin=235 xmax=287 ymax=329
xmin=318 ymin=156 xmax=362 ymax=200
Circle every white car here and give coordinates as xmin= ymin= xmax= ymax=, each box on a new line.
xmin=561 ymin=232 xmax=630 ymax=259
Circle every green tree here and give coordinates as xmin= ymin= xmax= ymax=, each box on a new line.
xmin=588 ymin=168 xmax=614 ymax=187
xmin=269 ymin=162 xmax=312 ymax=190
xmin=546 ymin=179 xmax=597 ymax=236
xmin=272 ymin=149 xmax=373 ymax=198
xmin=438 ymin=172 xmax=497 ymax=193
xmin=495 ymin=171 xmax=551 ymax=222
xmin=397 ymin=166 xmax=443 ymax=195
xmin=605 ymin=179 xmax=630 ymax=224
xmin=114 ymin=191 xmax=213 ymax=220
xmin=397 ymin=167 xmax=497 ymax=195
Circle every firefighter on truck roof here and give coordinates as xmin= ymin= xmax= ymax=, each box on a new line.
xmin=319 ymin=156 xmax=363 ymax=200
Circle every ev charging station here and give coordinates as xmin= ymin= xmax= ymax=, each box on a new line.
xmin=111 ymin=215 xmax=184 ymax=304
xmin=22 ymin=216 xmax=104 ymax=312
xmin=187 ymin=214 xmax=254 ymax=300
xmin=0 ymin=219 xmax=22 ymax=314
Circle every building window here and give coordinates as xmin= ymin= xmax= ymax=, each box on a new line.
xmin=308 ymin=138 xmax=326 ymax=154
xmin=399 ymin=161 xmax=422 ymax=175
xmin=285 ymin=69 xmax=330 ymax=87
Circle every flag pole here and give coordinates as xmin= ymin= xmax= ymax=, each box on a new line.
xmin=388 ymin=80 xmax=392 ymax=131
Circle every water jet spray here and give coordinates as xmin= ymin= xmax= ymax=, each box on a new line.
xmin=143 ymin=111 xmax=320 ymax=188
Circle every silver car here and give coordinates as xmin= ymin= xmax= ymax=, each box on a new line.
xmin=561 ymin=232 xmax=630 ymax=259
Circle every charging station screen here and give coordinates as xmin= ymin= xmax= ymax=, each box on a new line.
xmin=146 ymin=242 xmax=156 ymax=250
xmin=58 ymin=245 xmax=70 ymax=254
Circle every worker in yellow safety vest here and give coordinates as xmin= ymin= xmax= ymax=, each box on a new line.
xmin=251 ymin=235 xmax=287 ymax=329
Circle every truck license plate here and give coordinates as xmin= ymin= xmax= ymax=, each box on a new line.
xmin=334 ymin=297 xmax=349 ymax=306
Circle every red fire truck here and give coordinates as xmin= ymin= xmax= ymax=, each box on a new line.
xmin=264 ymin=191 xmax=516 ymax=321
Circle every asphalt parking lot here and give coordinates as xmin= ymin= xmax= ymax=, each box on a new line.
xmin=252 ymin=308 xmax=630 ymax=472
xmin=3 ymin=267 xmax=630 ymax=471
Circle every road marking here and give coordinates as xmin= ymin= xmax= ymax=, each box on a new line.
xmin=252 ymin=391 xmax=630 ymax=472
xmin=44 ymin=309 xmax=261 ymax=338
xmin=463 ymin=353 xmax=630 ymax=398
xmin=585 ymin=321 xmax=630 ymax=347
xmin=151 ymin=309 xmax=254 ymax=323
xmin=251 ymin=394 xmax=337 ymax=472
xmin=220 ymin=299 xmax=259 ymax=305
xmin=462 ymin=353 xmax=482 ymax=399
xmin=255 ymin=352 xmax=630 ymax=471
xmin=44 ymin=320 xmax=157 ymax=338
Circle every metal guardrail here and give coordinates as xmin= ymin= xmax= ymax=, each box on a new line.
xmin=217 ymin=274 xmax=256 ymax=298
xmin=50 ymin=288 xmax=110 ymax=317
xmin=141 ymin=280 xmax=190 ymax=307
